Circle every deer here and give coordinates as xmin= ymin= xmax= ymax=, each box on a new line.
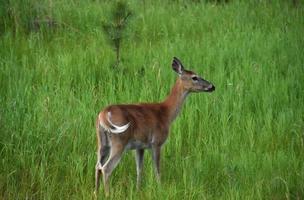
xmin=95 ymin=57 xmax=215 ymax=196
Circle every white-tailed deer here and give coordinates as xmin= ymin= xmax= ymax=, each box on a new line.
xmin=95 ymin=57 xmax=215 ymax=196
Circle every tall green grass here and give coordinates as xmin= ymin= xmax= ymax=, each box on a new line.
xmin=1 ymin=1 xmax=303 ymax=199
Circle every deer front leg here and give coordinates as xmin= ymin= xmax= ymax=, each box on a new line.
xmin=152 ymin=145 xmax=161 ymax=182
xmin=102 ymin=144 xmax=124 ymax=197
xmin=135 ymin=149 xmax=144 ymax=189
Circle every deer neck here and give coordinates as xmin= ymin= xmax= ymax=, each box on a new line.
xmin=163 ymin=79 xmax=189 ymax=123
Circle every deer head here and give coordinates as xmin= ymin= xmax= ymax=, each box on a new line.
xmin=172 ymin=57 xmax=215 ymax=93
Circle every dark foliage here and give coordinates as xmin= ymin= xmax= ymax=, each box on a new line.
xmin=102 ymin=1 xmax=133 ymax=66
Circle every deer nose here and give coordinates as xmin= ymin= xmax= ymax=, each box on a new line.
xmin=207 ymin=84 xmax=215 ymax=92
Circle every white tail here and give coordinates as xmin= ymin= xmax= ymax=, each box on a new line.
xmin=106 ymin=112 xmax=130 ymax=134
xmin=99 ymin=112 xmax=130 ymax=134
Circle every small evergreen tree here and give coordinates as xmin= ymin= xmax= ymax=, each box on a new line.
xmin=102 ymin=1 xmax=132 ymax=67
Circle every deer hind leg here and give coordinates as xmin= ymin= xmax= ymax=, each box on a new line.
xmin=135 ymin=149 xmax=145 ymax=189
xmin=95 ymin=126 xmax=110 ymax=193
xmin=102 ymin=141 xmax=124 ymax=196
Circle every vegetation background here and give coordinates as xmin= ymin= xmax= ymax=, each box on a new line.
xmin=0 ymin=0 xmax=303 ymax=199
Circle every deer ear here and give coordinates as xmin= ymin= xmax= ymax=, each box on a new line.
xmin=172 ymin=57 xmax=184 ymax=75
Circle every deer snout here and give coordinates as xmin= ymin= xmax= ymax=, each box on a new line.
xmin=205 ymin=84 xmax=215 ymax=92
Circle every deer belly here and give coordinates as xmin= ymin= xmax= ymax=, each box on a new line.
xmin=126 ymin=140 xmax=151 ymax=150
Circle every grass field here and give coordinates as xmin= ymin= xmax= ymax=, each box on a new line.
xmin=1 ymin=0 xmax=304 ymax=199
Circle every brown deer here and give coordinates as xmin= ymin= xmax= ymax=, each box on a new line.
xmin=95 ymin=57 xmax=215 ymax=196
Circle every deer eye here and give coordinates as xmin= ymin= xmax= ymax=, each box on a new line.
xmin=191 ymin=76 xmax=198 ymax=81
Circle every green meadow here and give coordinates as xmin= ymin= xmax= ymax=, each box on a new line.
xmin=1 ymin=0 xmax=303 ymax=199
